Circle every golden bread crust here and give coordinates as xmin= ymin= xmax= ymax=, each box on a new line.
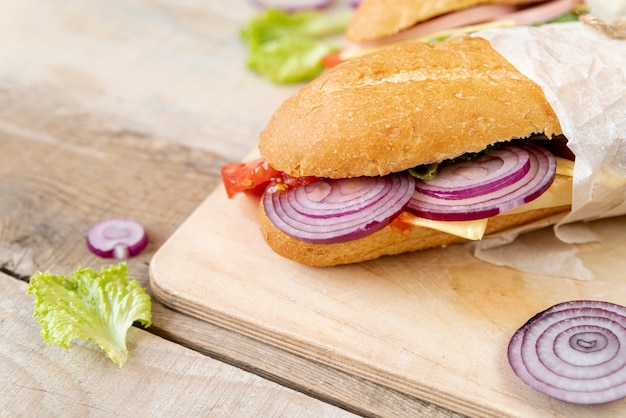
xmin=259 ymin=174 xmax=572 ymax=266
xmin=258 ymin=36 xmax=561 ymax=179
xmin=345 ymin=0 xmax=545 ymax=42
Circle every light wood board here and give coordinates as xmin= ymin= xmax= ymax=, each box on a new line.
xmin=150 ymin=181 xmax=626 ymax=418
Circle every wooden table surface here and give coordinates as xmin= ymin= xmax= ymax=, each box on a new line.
xmin=0 ymin=1 xmax=463 ymax=416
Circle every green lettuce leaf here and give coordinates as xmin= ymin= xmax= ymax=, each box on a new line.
xmin=241 ymin=8 xmax=351 ymax=83
xmin=247 ymin=35 xmax=335 ymax=84
xmin=27 ymin=263 xmax=151 ymax=367
xmin=407 ymin=163 xmax=439 ymax=181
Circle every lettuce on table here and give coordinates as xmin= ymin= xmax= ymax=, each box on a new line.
xmin=241 ymin=8 xmax=350 ymax=83
xmin=27 ymin=262 xmax=151 ymax=367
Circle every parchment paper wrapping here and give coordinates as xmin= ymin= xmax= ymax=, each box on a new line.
xmin=469 ymin=22 xmax=626 ymax=280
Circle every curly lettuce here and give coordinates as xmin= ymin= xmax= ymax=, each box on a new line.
xmin=241 ymin=8 xmax=350 ymax=83
xmin=27 ymin=263 xmax=151 ymax=367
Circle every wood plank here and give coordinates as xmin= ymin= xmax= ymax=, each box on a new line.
xmin=150 ymin=179 xmax=626 ymax=417
xmin=0 ymin=0 xmax=300 ymax=161
xmin=0 ymin=87 xmax=221 ymax=278
xmin=0 ymin=273 xmax=356 ymax=417
xmin=150 ymin=298 xmax=463 ymax=418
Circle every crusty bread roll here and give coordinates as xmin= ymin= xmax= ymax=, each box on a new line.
xmin=259 ymin=37 xmax=561 ymax=179
xmin=256 ymin=36 xmax=570 ymax=266
xmin=345 ymin=0 xmax=546 ymax=42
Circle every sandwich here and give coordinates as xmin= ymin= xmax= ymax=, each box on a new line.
xmin=333 ymin=0 xmax=585 ymax=63
xmin=222 ymin=34 xmax=581 ymax=266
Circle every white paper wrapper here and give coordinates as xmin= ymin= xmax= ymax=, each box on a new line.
xmin=585 ymin=0 xmax=626 ymax=22
xmin=469 ymin=22 xmax=626 ymax=280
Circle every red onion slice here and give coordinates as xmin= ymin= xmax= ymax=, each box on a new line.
xmin=508 ymin=300 xmax=626 ymax=404
xmin=289 ymin=176 xmax=391 ymax=215
xmin=247 ymin=0 xmax=332 ymax=13
xmin=417 ymin=146 xmax=531 ymax=199
xmin=264 ymin=174 xmax=415 ymax=244
xmin=407 ymin=142 xmax=556 ymax=221
xmin=86 ymin=218 xmax=148 ymax=259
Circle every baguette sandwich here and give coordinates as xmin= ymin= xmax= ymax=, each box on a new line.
xmin=335 ymin=0 xmax=584 ymax=63
xmin=222 ymin=34 xmax=582 ymax=266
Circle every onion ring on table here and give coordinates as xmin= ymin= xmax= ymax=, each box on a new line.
xmin=508 ymin=300 xmax=626 ymax=404
xmin=86 ymin=218 xmax=148 ymax=259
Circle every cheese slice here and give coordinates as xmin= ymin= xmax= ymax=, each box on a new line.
xmin=402 ymin=216 xmax=489 ymax=241
xmin=400 ymin=157 xmax=574 ymax=240
xmin=555 ymin=156 xmax=575 ymax=176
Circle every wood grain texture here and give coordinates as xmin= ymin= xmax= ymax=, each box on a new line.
xmin=0 ymin=85 xmax=221 ymax=278
xmin=0 ymin=0 xmax=298 ymax=161
xmin=150 ymin=181 xmax=626 ymax=418
xmin=0 ymin=273 xmax=356 ymax=418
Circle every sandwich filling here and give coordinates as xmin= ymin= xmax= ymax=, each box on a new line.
xmin=340 ymin=0 xmax=584 ymax=61
xmin=222 ymin=137 xmax=574 ymax=244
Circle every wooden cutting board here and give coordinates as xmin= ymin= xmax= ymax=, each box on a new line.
xmin=150 ymin=179 xmax=626 ymax=417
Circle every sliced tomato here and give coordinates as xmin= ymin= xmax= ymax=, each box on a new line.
xmin=388 ymin=211 xmax=418 ymax=235
xmin=221 ymin=158 xmax=320 ymax=199
xmin=221 ymin=158 xmax=281 ymax=199
xmin=321 ymin=50 xmax=344 ymax=69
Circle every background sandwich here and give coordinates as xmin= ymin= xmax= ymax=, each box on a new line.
xmin=334 ymin=0 xmax=585 ymax=63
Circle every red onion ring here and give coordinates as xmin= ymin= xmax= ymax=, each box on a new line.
xmin=417 ymin=146 xmax=531 ymax=199
xmin=406 ymin=142 xmax=556 ymax=221
xmin=86 ymin=218 xmax=148 ymax=259
xmin=264 ymin=174 xmax=415 ymax=244
xmin=508 ymin=300 xmax=626 ymax=404
xmin=247 ymin=0 xmax=332 ymax=13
